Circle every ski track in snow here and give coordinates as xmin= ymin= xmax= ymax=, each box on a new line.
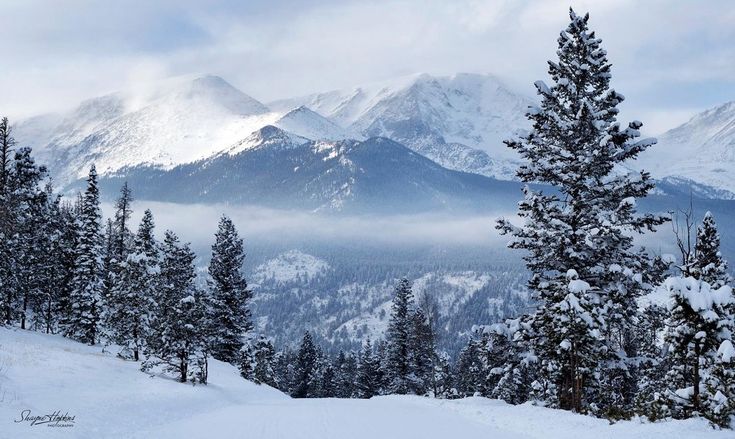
xmin=0 ymin=327 xmax=729 ymax=439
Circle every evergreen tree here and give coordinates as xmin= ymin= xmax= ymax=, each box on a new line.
xmin=9 ymin=148 xmax=48 ymax=330
xmin=0 ymin=117 xmax=16 ymax=326
xmin=496 ymin=10 xmax=664 ymax=412
xmin=661 ymin=213 xmax=734 ymax=426
xmin=273 ymin=348 xmax=296 ymax=394
xmin=662 ymin=276 xmax=733 ymax=425
xmin=333 ymin=349 xmax=358 ymax=398
xmin=433 ymin=351 xmax=455 ymax=399
xmin=374 ymin=339 xmax=388 ymax=394
xmin=692 ymin=212 xmax=731 ymax=289
xmin=30 ymin=189 xmax=71 ymax=333
xmin=106 ymin=210 xmax=159 ymax=361
xmin=634 ymin=303 xmax=671 ymax=421
xmin=112 ymin=182 xmax=134 ymax=258
xmin=143 ymin=231 xmax=208 ymax=383
xmin=478 ymin=326 xmax=513 ymax=395
xmin=100 ymin=218 xmax=116 ymax=321
xmin=385 ymin=278 xmax=414 ymax=394
xmin=318 ymin=360 xmax=337 ymax=397
xmin=490 ymin=320 xmax=536 ymax=405
xmin=252 ymin=336 xmax=278 ymax=387
xmin=455 ymin=337 xmax=484 ymax=397
xmin=356 ymin=338 xmax=380 ymax=398
xmin=64 ymin=166 xmax=103 ymax=344
xmin=55 ymin=199 xmax=79 ymax=332
xmin=208 ymin=215 xmax=252 ymax=363
xmin=408 ymin=308 xmax=435 ymax=395
xmin=292 ymin=331 xmax=319 ymax=398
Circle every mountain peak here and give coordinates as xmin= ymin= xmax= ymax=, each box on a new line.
xmin=226 ymin=125 xmax=308 ymax=156
xmin=168 ymin=74 xmax=269 ymax=116
xmin=275 ymin=106 xmax=352 ymax=141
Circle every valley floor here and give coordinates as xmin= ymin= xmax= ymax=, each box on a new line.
xmin=0 ymin=327 xmax=729 ymax=439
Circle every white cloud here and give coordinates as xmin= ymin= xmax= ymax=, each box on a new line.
xmin=1 ymin=0 xmax=734 ymax=132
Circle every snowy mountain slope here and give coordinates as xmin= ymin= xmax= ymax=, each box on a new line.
xmin=268 ymin=73 xmax=425 ymax=127
xmin=637 ymin=101 xmax=735 ymax=194
xmin=328 ymin=270 xmax=516 ymax=345
xmin=269 ymin=73 xmax=532 ymax=180
xmin=0 ymin=327 xmax=727 ymax=439
xmin=246 ymin=246 xmax=532 ymax=353
xmin=12 ymin=75 xmax=281 ymax=183
xmin=12 ymin=71 xmax=735 ymax=198
xmin=11 ymin=75 xmax=374 ymax=186
xmin=273 ymin=106 xmax=355 ymax=141
xmin=93 ymin=126 xmax=524 ymax=213
xmin=252 ymin=250 xmax=331 ymax=284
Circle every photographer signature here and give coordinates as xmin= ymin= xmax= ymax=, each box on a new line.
xmin=14 ymin=409 xmax=76 ymax=427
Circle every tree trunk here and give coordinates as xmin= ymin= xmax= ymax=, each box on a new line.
xmin=693 ymin=343 xmax=701 ymax=413
xmin=133 ymin=326 xmax=139 ymax=361
xmin=180 ymin=352 xmax=188 ymax=383
xmin=21 ymin=290 xmax=27 ymax=329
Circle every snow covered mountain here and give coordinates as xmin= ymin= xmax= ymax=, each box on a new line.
xmin=13 ymin=72 xmax=735 ymax=202
xmin=94 ymin=125 xmax=522 ymax=213
xmin=12 ymin=75 xmax=354 ymax=185
xmin=270 ymin=73 xmax=533 ymax=180
xmin=638 ymin=101 xmax=735 ymax=196
xmin=15 ymin=72 xmax=531 ymax=186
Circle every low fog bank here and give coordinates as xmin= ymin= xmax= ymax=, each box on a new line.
xmin=99 ymin=200 xmax=732 ymax=271
xmin=102 ymin=201 xmax=509 ymax=247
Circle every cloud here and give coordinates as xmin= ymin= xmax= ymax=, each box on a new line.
xmin=102 ymin=201 xmax=511 ymax=252
xmin=2 ymin=0 xmax=734 ymax=132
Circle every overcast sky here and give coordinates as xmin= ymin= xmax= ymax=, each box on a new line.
xmin=2 ymin=0 xmax=734 ymax=134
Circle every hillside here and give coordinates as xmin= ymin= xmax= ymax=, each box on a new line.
xmin=0 ymin=327 xmax=727 ymax=439
xmin=93 ymin=126 xmax=523 ymax=213
xmin=270 ymin=72 xmax=532 ymax=180
xmin=638 ymin=101 xmax=735 ymax=195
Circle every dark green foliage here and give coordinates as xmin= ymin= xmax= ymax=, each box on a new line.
xmin=208 ymin=215 xmax=253 ymax=363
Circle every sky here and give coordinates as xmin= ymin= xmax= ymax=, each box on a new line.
xmin=2 ymin=0 xmax=735 ymax=134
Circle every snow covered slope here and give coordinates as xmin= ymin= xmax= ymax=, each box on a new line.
xmin=269 ymin=73 xmax=533 ymax=179
xmin=12 ymin=75 xmax=282 ymax=183
xmin=638 ymin=101 xmax=735 ymax=195
xmin=15 ymin=72 xmax=529 ymax=185
xmin=13 ymin=72 xmax=735 ymax=197
xmin=0 ymin=327 xmax=728 ymax=438
xmin=11 ymin=75 xmax=356 ymax=185
xmin=95 ymin=126 xmax=523 ymax=213
xmin=273 ymin=106 xmax=354 ymax=141
xmin=252 ymin=250 xmax=330 ymax=284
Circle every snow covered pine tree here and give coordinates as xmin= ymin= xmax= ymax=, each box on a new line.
xmin=208 ymin=215 xmax=253 ymax=363
xmin=662 ymin=212 xmax=734 ymax=426
xmin=106 ymin=209 xmax=159 ymax=361
xmin=385 ymin=278 xmax=414 ymax=395
xmin=496 ymin=9 xmax=665 ymax=414
xmin=292 ymin=331 xmax=319 ymax=398
xmin=143 ymin=231 xmax=208 ymax=383
xmin=64 ymin=166 xmax=103 ymax=345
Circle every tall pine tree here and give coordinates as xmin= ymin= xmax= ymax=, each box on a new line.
xmin=208 ymin=215 xmax=252 ymax=363
xmin=64 ymin=166 xmax=102 ymax=344
xmin=106 ymin=209 xmax=159 ymax=361
xmin=496 ymin=10 xmax=664 ymax=412
xmin=144 ymin=231 xmax=208 ymax=383
xmin=356 ymin=338 xmax=380 ymax=398
xmin=292 ymin=331 xmax=319 ymax=398
xmin=385 ymin=278 xmax=414 ymax=395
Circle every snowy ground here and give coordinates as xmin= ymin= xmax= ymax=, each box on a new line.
xmin=0 ymin=327 xmax=729 ymax=439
